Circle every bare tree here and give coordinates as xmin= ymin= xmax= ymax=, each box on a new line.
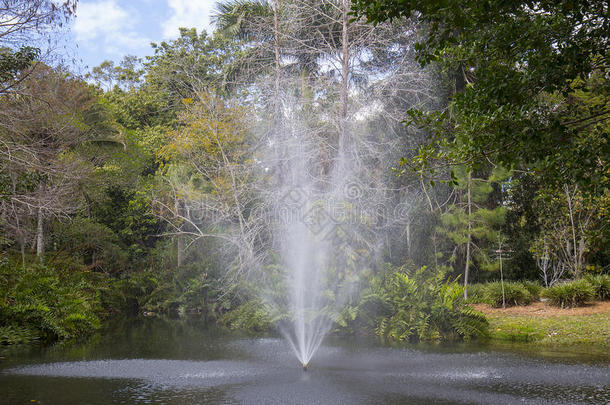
xmin=536 ymin=243 xmax=567 ymax=287
xmin=0 ymin=1 xmax=78 ymax=94
xmin=535 ymin=185 xmax=595 ymax=279
xmin=0 ymin=65 xmax=99 ymax=259
xmin=153 ymin=91 xmax=268 ymax=285
xmin=161 ymin=0 xmax=442 ymax=294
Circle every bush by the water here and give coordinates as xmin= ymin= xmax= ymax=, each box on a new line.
xmin=0 ymin=258 xmax=102 ymax=345
xmin=584 ymin=274 xmax=610 ymax=301
xmin=543 ymin=279 xmax=595 ymax=308
xmin=0 ymin=325 xmax=38 ymax=345
xmin=360 ymin=266 xmax=488 ymax=342
xmin=218 ymin=299 xmax=273 ymax=332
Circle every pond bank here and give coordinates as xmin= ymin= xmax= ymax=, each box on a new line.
xmin=2 ymin=316 xmax=609 ymax=404
xmin=474 ymin=301 xmax=610 ymax=346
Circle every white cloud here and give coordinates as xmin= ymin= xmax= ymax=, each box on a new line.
xmin=73 ymin=0 xmax=149 ymax=55
xmin=162 ymin=0 xmax=215 ymax=38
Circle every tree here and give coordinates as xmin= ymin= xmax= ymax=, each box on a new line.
xmin=0 ymin=1 xmax=78 ymax=93
xmin=86 ymin=56 xmax=144 ymax=91
xmin=437 ymin=167 xmax=508 ymax=297
xmin=0 ymin=65 xmax=108 ymax=260
xmin=212 ymin=0 xmax=442 ymax=279
xmin=353 ymin=0 xmax=609 ymax=193
xmin=145 ymin=28 xmax=237 ymax=103
xmin=502 ymin=172 xmax=541 ymax=280
xmin=155 ymin=92 xmax=261 ymax=280
xmin=532 ymin=184 xmax=607 ymax=280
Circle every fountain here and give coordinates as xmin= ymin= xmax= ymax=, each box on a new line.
xmin=273 ymin=132 xmax=335 ymax=370
xmin=241 ymin=14 xmax=440 ymax=369
xmin=265 ymin=99 xmax=361 ymax=370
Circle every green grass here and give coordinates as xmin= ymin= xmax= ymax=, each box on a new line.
xmin=486 ymin=312 xmax=610 ymax=346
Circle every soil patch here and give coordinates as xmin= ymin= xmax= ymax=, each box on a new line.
xmin=473 ymin=300 xmax=610 ymax=317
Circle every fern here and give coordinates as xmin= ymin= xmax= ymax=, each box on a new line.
xmin=369 ymin=265 xmax=488 ymax=342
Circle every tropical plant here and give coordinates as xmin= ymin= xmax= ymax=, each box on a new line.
xmin=584 ymin=274 xmax=610 ymax=301
xmin=463 ymin=283 xmax=488 ymax=304
xmin=361 ymin=265 xmax=488 ymax=342
xmin=522 ymin=281 xmax=542 ymax=301
xmin=218 ymin=299 xmax=273 ymax=332
xmin=484 ymin=282 xmax=532 ymax=308
xmin=543 ymin=280 xmax=595 ymax=308
xmin=0 ymin=259 xmax=102 ymax=344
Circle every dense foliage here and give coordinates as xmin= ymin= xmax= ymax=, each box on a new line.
xmin=466 ymin=276 xmax=610 ymax=309
xmin=364 ymin=266 xmax=488 ymax=341
xmin=542 ymin=279 xmax=596 ymax=308
xmin=353 ymin=0 xmax=608 ymax=191
xmin=0 ymin=257 xmax=101 ymax=344
xmin=0 ymin=0 xmax=607 ymax=346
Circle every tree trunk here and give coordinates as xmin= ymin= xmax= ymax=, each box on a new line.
xmin=273 ymin=0 xmax=281 ymax=123
xmin=20 ymin=236 xmax=26 ymax=268
xmin=464 ymin=170 xmax=472 ymax=299
xmin=272 ymin=0 xmax=286 ymax=183
xmin=339 ymin=0 xmax=349 ymax=151
xmin=83 ymin=189 xmax=92 ymax=218
xmin=564 ymin=185 xmax=577 ymax=276
xmin=175 ymin=199 xmax=183 ymax=268
xmin=406 ymin=221 xmax=411 ymax=255
xmin=177 ymin=236 xmax=183 ymax=268
xmin=36 ymin=205 xmax=44 ymax=261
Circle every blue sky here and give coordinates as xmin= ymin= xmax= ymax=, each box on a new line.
xmin=70 ymin=0 xmax=217 ymax=70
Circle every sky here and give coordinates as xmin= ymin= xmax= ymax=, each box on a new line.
xmin=70 ymin=0 xmax=217 ymax=71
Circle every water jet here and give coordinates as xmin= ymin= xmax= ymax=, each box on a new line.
xmin=302 ymin=363 xmax=308 ymax=371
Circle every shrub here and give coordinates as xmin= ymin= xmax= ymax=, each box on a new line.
xmin=102 ymin=272 xmax=161 ymax=313
xmin=584 ymin=274 xmax=610 ymax=300
xmin=0 ymin=325 xmax=38 ymax=345
xmin=465 ymin=283 xmax=489 ymax=304
xmin=0 ymin=260 xmax=102 ymax=345
xmin=52 ymin=217 xmax=128 ymax=273
xmin=101 ymin=259 xmax=224 ymax=321
xmin=543 ymin=279 xmax=595 ymax=308
xmin=363 ymin=266 xmax=488 ymax=342
xmin=522 ymin=281 xmax=542 ymax=301
xmin=219 ymin=299 xmax=273 ymax=332
xmin=485 ymin=281 xmax=532 ymax=308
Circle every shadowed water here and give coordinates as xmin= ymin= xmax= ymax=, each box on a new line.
xmin=1 ymin=318 xmax=608 ymax=404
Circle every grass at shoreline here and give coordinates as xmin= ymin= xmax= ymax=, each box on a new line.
xmin=478 ymin=303 xmax=610 ymax=347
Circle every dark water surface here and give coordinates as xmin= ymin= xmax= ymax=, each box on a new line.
xmin=1 ymin=318 xmax=608 ymax=404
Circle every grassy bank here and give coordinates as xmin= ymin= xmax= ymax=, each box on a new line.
xmin=475 ymin=302 xmax=610 ymax=346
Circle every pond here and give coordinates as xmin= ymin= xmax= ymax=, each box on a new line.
xmin=1 ymin=318 xmax=608 ymax=404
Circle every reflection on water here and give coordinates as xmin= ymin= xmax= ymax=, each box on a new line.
xmin=0 ymin=317 xmax=608 ymax=404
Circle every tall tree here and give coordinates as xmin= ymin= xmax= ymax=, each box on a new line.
xmin=438 ymin=167 xmax=509 ymax=297
xmin=353 ymin=0 xmax=609 ymax=193
xmin=0 ymin=0 xmax=78 ymax=93
xmin=155 ymin=92 xmax=261 ymax=281
xmin=145 ymin=28 xmax=236 ymax=103
xmin=0 ymin=65 xmax=109 ymax=259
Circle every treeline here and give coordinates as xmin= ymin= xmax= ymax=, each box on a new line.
xmin=1 ymin=0 xmax=608 ymax=345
